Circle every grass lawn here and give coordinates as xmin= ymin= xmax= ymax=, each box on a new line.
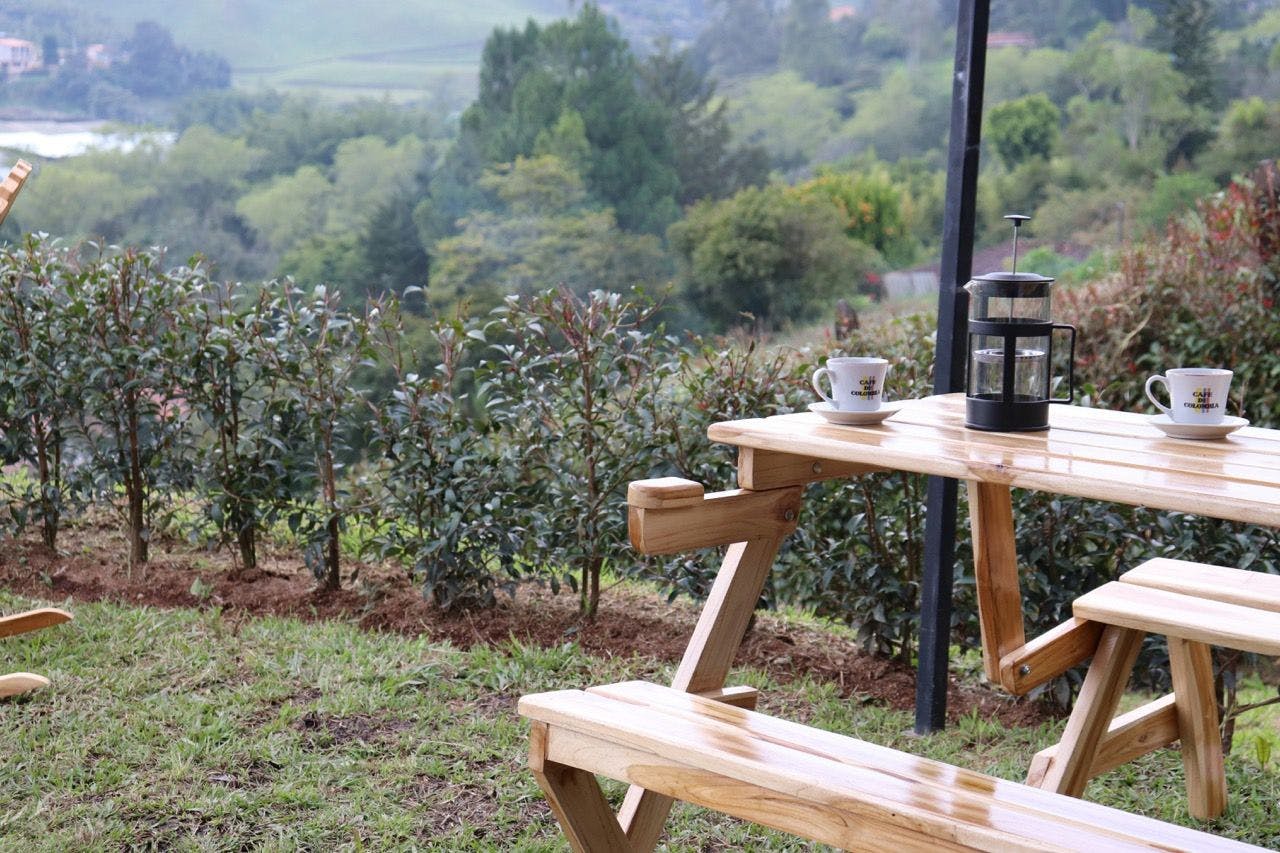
xmin=2 ymin=591 xmax=1278 ymax=850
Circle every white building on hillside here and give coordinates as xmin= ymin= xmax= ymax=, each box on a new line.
xmin=0 ymin=37 xmax=39 ymax=77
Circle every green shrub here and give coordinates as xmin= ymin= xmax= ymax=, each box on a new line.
xmin=0 ymin=236 xmax=79 ymax=549
xmin=256 ymin=282 xmax=375 ymax=590
xmin=1062 ymin=172 xmax=1280 ymax=426
xmin=62 ymin=246 xmax=203 ymax=568
xmin=480 ymin=288 xmax=679 ymax=617
xmin=365 ymin=307 xmax=522 ymax=609
xmin=182 ymin=284 xmax=305 ymax=572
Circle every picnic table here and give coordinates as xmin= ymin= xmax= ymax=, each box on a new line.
xmin=612 ymin=392 xmax=1280 ymax=841
xmin=707 ymin=392 xmax=1280 ymax=692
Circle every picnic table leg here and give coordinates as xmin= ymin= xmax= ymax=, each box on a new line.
xmin=617 ymin=533 xmax=789 ymax=848
xmin=967 ymin=482 xmax=1027 ymax=684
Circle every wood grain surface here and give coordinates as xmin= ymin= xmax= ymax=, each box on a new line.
xmin=708 ymin=394 xmax=1280 ymax=526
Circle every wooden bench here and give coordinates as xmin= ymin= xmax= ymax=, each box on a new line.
xmin=520 ymin=680 xmax=1259 ymax=851
xmin=1029 ymin=559 xmax=1280 ymax=820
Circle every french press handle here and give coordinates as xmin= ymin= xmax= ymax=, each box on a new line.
xmin=1049 ymin=323 xmax=1076 ymax=404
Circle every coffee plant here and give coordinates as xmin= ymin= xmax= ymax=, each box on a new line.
xmin=182 ymin=284 xmax=305 ymax=572
xmin=62 ymin=246 xmax=201 ymax=568
xmin=257 ymin=282 xmax=375 ymax=590
xmin=481 ymin=288 xmax=679 ymax=617
xmin=365 ymin=304 xmax=523 ymax=609
xmin=0 ymin=236 xmax=78 ymax=549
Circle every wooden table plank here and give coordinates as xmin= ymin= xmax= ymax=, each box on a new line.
xmin=889 ymin=397 xmax=1280 ymax=477
xmin=708 ymin=395 xmax=1280 ymax=526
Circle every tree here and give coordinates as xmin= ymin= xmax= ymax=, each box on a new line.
xmin=1200 ymin=97 xmax=1280 ymax=182
xmin=113 ymin=21 xmax=230 ymax=98
xmin=362 ymin=190 xmax=430 ymax=304
xmin=986 ymin=93 xmax=1062 ymax=169
xmin=65 ymin=249 xmax=203 ymax=569
xmin=236 ymin=165 xmax=332 ymax=252
xmin=781 ymin=0 xmax=845 ymax=86
xmin=11 ymin=155 xmax=156 ymax=242
xmin=693 ymin=0 xmax=781 ymax=77
xmin=259 ymin=284 xmax=374 ymax=591
xmin=793 ymin=168 xmax=919 ymax=267
xmin=183 ymin=285 xmax=303 ymax=573
xmin=427 ymin=155 xmax=669 ymax=316
xmin=639 ymin=40 xmax=768 ymax=206
xmin=1139 ymin=171 xmax=1218 ymax=231
xmin=836 ymin=65 xmax=951 ymax=162
xmin=482 ymin=289 xmax=677 ymax=617
xmin=454 ymin=4 xmax=680 ymax=233
xmin=158 ymin=126 xmax=263 ymax=223
xmin=1063 ymin=20 xmax=1196 ymax=179
xmin=0 ymin=237 xmax=77 ymax=550
xmin=723 ymin=71 xmax=842 ymax=170
xmin=668 ymin=184 xmax=882 ymax=332
xmin=1142 ymin=0 xmax=1221 ymax=162
xmin=326 ymin=135 xmax=427 ymax=233
xmin=1143 ymin=0 xmax=1221 ymax=110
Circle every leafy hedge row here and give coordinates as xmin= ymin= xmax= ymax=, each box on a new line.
xmin=1 ymin=166 xmax=1276 ymax=683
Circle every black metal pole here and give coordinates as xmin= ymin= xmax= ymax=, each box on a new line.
xmin=915 ymin=0 xmax=990 ymax=735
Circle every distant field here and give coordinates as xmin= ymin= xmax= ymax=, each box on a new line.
xmin=31 ymin=0 xmax=566 ymax=104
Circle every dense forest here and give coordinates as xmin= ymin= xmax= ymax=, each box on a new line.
xmin=1 ymin=0 xmax=1278 ymax=334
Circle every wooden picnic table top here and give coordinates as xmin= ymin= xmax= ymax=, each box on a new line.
xmin=707 ymin=393 xmax=1280 ymax=527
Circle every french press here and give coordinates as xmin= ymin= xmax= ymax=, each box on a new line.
xmin=964 ymin=215 xmax=1075 ymax=431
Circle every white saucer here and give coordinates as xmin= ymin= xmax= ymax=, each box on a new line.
xmin=1148 ymin=414 xmax=1248 ymax=440
xmin=809 ymin=401 xmax=903 ymax=426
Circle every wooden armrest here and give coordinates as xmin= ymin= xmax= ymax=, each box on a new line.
xmin=0 ymin=159 xmax=32 ymax=227
xmin=628 ymin=477 xmax=704 ymax=508
xmin=0 ymin=672 xmax=51 ymax=698
xmin=0 ymin=607 xmax=73 ymax=639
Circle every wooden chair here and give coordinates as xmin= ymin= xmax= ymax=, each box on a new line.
xmin=1029 ymin=559 xmax=1280 ymax=820
xmin=520 ymin=680 xmax=1259 ymax=851
xmin=1 ymin=607 xmax=72 ymax=698
xmin=0 ymin=159 xmax=31 ymax=228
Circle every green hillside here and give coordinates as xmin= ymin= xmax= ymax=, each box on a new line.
xmin=31 ymin=0 xmax=566 ymax=104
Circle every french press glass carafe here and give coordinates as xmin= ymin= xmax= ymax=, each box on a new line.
xmin=964 ymin=215 xmax=1076 ymax=431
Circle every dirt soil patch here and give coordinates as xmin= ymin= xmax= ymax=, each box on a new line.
xmin=0 ymin=524 xmax=1055 ymax=728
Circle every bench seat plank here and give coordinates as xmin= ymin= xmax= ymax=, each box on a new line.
xmin=1073 ymin=582 xmax=1280 ymax=656
xmin=520 ymin=681 xmax=1257 ymax=852
xmin=1119 ymin=558 xmax=1280 ymax=613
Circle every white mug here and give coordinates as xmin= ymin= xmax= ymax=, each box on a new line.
xmin=812 ymin=357 xmax=889 ymax=412
xmin=1144 ymin=368 xmax=1232 ymax=424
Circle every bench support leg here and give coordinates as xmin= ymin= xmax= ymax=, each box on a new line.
xmin=1027 ymin=692 xmax=1179 ymax=787
xmin=1168 ymin=637 xmax=1227 ymax=820
xmin=618 ymin=534 xmax=786 ymax=849
xmin=1037 ymin=624 xmax=1143 ymax=797
xmin=529 ymin=722 xmax=634 ymax=852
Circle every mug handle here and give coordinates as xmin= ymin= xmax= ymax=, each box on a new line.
xmin=812 ymin=367 xmax=835 ymax=405
xmin=1144 ymin=374 xmax=1171 ymax=415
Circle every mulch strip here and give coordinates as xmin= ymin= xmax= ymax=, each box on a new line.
xmin=0 ymin=529 xmax=1055 ymax=728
